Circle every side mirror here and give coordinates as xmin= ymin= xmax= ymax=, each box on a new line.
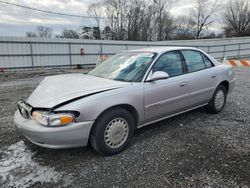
xmin=147 ymin=71 xmax=169 ymax=82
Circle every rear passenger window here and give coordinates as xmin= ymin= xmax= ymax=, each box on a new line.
xmin=202 ymin=53 xmax=214 ymax=68
xmin=152 ymin=51 xmax=183 ymax=77
xmin=182 ymin=50 xmax=206 ymax=72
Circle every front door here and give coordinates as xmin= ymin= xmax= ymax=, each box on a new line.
xmin=144 ymin=51 xmax=190 ymax=124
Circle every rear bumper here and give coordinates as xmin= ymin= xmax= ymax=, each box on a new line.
xmin=14 ymin=110 xmax=94 ymax=149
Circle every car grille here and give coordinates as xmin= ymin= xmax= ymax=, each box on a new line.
xmin=17 ymin=101 xmax=32 ymax=119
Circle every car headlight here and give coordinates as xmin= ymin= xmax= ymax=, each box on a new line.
xmin=32 ymin=111 xmax=75 ymax=127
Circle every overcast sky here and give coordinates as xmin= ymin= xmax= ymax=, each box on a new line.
xmin=0 ymin=0 xmax=223 ymax=37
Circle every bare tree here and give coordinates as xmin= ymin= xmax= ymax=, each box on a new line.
xmin=87 ymin=0 xmax=175 ymax=41
xmin=36 ymin=26 xmax=53 ymax=38
xmin=224 ymin=0 xmax=250 ymax=37
xmin=173 ymin=16 xmax=195 ymax=39
xmin=26 ymin=32 xmax=37 ymax=38
xmin=61 ymin=29 xmax=80 ymax=39
xmin=126 ymin=0 xmax=148 ymax=40
xmin=140 ymin=4 xmax=155 ymax=41
xmin=153 ymin=0 xmax=173 ymax=41
xmin=190 ymin=0 xmax=216 ymax=39
xmin=104 ymin=0 xmax=128 ymax=40
xmin=88 ymin=3 xmax=103 ymax=39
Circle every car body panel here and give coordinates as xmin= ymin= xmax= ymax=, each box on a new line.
xmin=55 ymin=82 xmax=145 ymax=124
xmin=144 ymin=73 xmax=190 ymax=123
xmin=186 ymin=67 xmax=220 ymax=107
xmin=27 ymin=73 xmax=129 ymax=108
xmin=14 ymin=47 xmax=235 ymax=149
xmin=14 ymin=110 xmax=94 ymax=148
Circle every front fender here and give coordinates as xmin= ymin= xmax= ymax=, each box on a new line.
xmin=54 ymin=83 xmax=144 ymax=125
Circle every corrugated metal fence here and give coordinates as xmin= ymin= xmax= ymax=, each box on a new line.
xmin=1 ymin=36 xmax=250 ymax=69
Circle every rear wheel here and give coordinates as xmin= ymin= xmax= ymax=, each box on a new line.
xmin=90 ymin=107 xmax=135 ymax=156
xmin=207 ymin=85 xmax=227 ymax=114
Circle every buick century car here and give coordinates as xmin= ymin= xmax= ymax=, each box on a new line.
xmin=14 ymin=47 xmax=235 ymax=156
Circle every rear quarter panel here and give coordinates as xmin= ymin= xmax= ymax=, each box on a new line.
xmin=214 ymin=64 xmax=235 ymax=93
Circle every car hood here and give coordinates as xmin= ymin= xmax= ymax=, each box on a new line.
xmin=27 ymin=74 xmax=129 ymax=108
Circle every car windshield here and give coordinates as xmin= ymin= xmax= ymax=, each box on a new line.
xmin=88 ymin=52 xmax=156 ymax=82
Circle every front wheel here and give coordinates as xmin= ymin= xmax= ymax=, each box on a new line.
xmin=90 ymin=107 xmax=135 ymax=156
xmin=207 ymin=85 xmax=227 ymax=114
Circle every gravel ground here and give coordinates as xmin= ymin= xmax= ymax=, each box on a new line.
xmin=0 ymin=67 xmax=249 ymax=188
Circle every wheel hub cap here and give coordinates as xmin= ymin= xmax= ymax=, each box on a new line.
xmin=214 ymin=90 xmax=225 ymax=110
xmin=104 ymin=118 xmax=129 ymax=149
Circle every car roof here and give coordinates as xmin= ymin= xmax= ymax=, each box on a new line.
xmin=126 ymin=46 xmax=220 ymax=66
xmin=127 ymin=46 xmax=199 ymax=54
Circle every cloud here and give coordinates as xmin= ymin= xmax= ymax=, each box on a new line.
xmin=0 ymin=0 xmax=224 ymax=37
xmin=169 ymin=0 xmax=196 ymax=16
xmin=0 ymin=0 xmax=102 ymax=36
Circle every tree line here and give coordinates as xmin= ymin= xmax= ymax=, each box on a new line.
xmin=26 ymin=0 xmax=250 ymax=40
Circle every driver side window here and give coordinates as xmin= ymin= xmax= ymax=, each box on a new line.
xmin=152 ymin=51 xmax=184 ymax=77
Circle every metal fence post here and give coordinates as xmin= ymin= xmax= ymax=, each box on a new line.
xmin=100 ymin=43 xmax=103 ymax=55
xmin=238 ymin=43 xmax=241 ymax=59
xmin=29 ymin=41 xmax=34 ymax=69
xmin=223 ymin=45 xmax=226 ymax=59
xmin=68 ymin=42 xmax=72 ymax=67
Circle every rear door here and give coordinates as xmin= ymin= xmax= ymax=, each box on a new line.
xmin=144 ymin=51 xmax=190 ymax=124
xmin=180 ymin=50 xmax=219 ymax=107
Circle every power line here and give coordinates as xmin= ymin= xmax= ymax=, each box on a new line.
xmin=0 ymin=0 xmax=106 ymax=19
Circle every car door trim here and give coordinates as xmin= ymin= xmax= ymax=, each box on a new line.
xmin=189 ymin=86 xmax=215 ymax=96
xmin=138 ymin=103 xmax=208 ymax=128
xmin=145 ymin=93 xmax=190 ymax=111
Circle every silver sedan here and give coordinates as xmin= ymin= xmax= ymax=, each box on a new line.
xmin=14 ymin=47 xmax=235 ymax=156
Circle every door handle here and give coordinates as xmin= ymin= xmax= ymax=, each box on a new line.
xmin=180 ymin=82 xmax=187 ymax=87
xmin=211 ymin=74 xmax=217 ymax=78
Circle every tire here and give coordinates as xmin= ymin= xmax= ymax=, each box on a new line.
xmin=207 ymin=85 xmax=227 ymax=114
xmin=90 ymin=107 xmax=135 ymax=156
